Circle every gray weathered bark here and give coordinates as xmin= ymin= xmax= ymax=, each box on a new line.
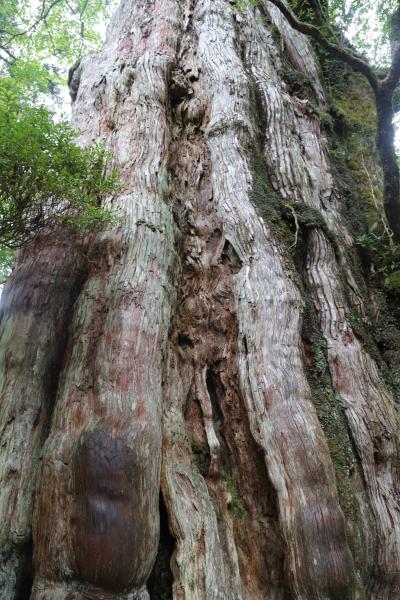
xmin=0 ymin=1 xmax=399 ymax=599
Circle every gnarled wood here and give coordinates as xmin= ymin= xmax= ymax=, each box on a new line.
xmin=0 ymin=1 xmax=399 ymax=599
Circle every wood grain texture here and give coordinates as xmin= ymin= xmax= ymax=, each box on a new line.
xmin=0 ymin=1 xmax=399 ymax=599
xmin=30 ymin=1 xmax=181 ymax=598
xmin=0 ymin=237 xmax=86 ymax=598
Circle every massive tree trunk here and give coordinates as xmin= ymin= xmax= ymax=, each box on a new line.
xmin=1 ymin=1 xmax=399 ymax=599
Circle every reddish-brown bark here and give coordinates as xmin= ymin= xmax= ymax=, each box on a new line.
xmin=0 ymin=1 xmax=399 ymax=599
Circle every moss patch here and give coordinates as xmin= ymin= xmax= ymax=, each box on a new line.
xmin=189 ymin=433 xmax=211 ymax=477
xmin=223 ymin=470 xmax=248 ymax=521
xmin=301 ymin=298 xmax=365 ymax=569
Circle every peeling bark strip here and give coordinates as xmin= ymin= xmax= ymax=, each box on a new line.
xmin=1 ymin=1 xmax=400 ymax=599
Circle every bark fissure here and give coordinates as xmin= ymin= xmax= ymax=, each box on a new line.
xmin=1 ymin=1 xmax=400 ymax=599
xmin=147 ymin=494 xmax=174 ymax=600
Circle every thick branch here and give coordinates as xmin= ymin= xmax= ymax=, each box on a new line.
xmin=264 ymin=0 xmax=379 ymax=91
xmin=383 ymin=7 xmax=400 ymax=92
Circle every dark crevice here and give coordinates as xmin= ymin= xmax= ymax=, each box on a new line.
xmin=206 ymin=369 xmax=224 ymax=429
xmin=39 ymin=263 xmax=89 ymax=446
xmin=220 ymin=240 xmax=243 ymax=274
xmin=147 ymin=495 xmax=174 ymax=600
xmin=206 ymin=368 xmax=229 ymax=467
xmin=177 ymin=332 xmax=194 ymax=348
xmin=14 ymin=539 xmax=33 ymax=600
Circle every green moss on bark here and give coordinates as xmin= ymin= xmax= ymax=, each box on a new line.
xmin=301 ymin=298 xmax=366 ymax=570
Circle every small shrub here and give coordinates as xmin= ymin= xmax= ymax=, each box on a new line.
xmin=0 ymin=84 xmax=118 ymax=249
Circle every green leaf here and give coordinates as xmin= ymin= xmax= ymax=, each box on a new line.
xmin=384 ymin=270 xmax=400 ymax=291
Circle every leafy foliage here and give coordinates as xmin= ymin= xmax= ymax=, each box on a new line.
xmin=0 ymin=0 xmax=116 ymax=96
xmin=0 ymin=246 xmax=14 ymax=284
xmin=0 ymin=82 xmax=117 ymax=248
xmin=356 ymin=231 xmax=400 ymax=292
xmin=0 ymin=1 xmax=118 ymax=282
xmin=327 ymin=0 xmax=398 ymax=66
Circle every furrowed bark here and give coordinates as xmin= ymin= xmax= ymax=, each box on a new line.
xmin=244 ymin=4 xmax=400 ymax=596
xmin=1 ymin=1 xmax=400 ymax=599
xmin=305 ymin=230 xmax=400 ymax=598
xmin=31 ymin=1 xmax=182 ymax=597
xmin=0 ymin=237 xmax=86 ymax=598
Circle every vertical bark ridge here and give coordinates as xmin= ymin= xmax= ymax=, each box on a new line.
xmin=147 ymin=494 xmax=174 ymax=600
xmin=0 ymin=237 xmax=87 ymax=599
xmin=305 ymin=230 xmax=400 ymax=599
xmin=29 ymin=1 xmax=183 ymax=598
xmin=263 ymin=2 xmax=325 ymax=105
xmin=189 ymin=1 xmax=356 ymax=598
xmin=240 ymin=4 xmax=400 ymax=596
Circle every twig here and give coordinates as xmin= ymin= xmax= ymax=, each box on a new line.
xmin=360 ymin=153 xmax=393 ymax=243
xmin=2 ymin=0 xmax=64 ymax=47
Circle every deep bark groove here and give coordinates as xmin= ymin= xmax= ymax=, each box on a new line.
xmin=1 ymin=1 xmax=400 ymax=599
xmin=147 ymin=495 xmax=174 ymax=600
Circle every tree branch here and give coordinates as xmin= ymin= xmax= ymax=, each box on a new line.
xmin=264 ymin=0 xmax=379 ymax=91
xmin=383 ymin=7 xmax=400 ymax=93
xmin=1 ymin=0 xmax=65 ymax=47
xmin=0 ymin=44 xmax=16 ymax=62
